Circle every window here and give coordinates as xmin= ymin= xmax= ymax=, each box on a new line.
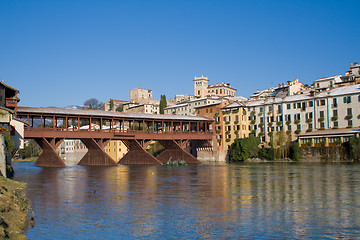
xmin=297 ymin=102 xmax=301 ymax=108
xmin=297 ymin=124 xmax=301 ymax=130
xmin=269 ymin=106 xmax=273 ymax=112
xmin=260 ymin=117 xmax=264 ymax=123
xmin=320 ymin=111 xmax=324 ymax=118
xmin=358 ymin=95 xmax=360 ymax=102
xmin=333 ymin=98 xmax=337 ymax=107
xmin=334 ymin=121 xmax=338 ymax=127
xmin=294 ymin=113 xmax=301 ymax=120
xmin=320 ymin=122 xmax=325 ymax=128
xmin=287 ymin=104 xmax=291 ymax=109
xmin=293 ymin=103 xmax=296 ymax=109
xmin=344 ymin=96 xmax=351 ymax=103
xmin=348 ymin=120 xmax=353 ymax=126
xmin=309 ymin=101 xmax=313 ymax=107
xmin=260 ymin=107 xmax=264 ymax=112
xmin=320 ymin=100 xmax=326 ymax=106
xmin=333 ymin=110 xmax=338 ymax=116
xmin=308 ymin=123 xmax=313 ymax=129
xmin=347 ymin=108 xmax=352 ymax=115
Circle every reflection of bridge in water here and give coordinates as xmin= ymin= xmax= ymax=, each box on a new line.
xmin=16 ymin=107 xmax=215 ymax=167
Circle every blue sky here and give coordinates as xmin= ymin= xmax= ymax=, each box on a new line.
xmin=1 ymin=0 xmax=359 ymax=107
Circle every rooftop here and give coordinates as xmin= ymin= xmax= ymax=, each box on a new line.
xmin=17 ymin=106 xmax=213 ymax=122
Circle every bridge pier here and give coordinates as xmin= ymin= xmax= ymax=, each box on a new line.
xmin=118 ymin=140 xmax=163 ymax=165
xmin=77 ymin=139 xmax=117 ymax=166
xmin=157 ymin=140 xmax=201 ymax=164
xmin=34 ymin=138 xmax=66 ymax=168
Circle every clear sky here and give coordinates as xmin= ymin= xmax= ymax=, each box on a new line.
xmin=1 ymin=0 xmax=359 ymax=107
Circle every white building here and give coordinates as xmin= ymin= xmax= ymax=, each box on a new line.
xmin=246 ymin=84 xmax=360 ymax=143
xmin=164 ymin=97 xmax=222 ymax=116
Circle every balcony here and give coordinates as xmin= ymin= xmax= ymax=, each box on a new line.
xmin=5 ymin=98 xmax=19 ymax=108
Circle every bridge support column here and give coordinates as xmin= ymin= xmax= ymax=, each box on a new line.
xmin=118 ymin=140 xmax=163 ymax=165
xmin=157 ymin=140 xmax=201 ymax=164
xmin=34 ymin=138 xmax=66 ymax=168
xmin=77 ymin=139 xmax=117 ymax=166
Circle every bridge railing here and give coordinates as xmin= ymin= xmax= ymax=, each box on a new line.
xmin=24 ymin=127 xmax=214 ymax=135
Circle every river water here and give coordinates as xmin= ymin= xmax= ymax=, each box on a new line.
xmin=13 ymin=161 xmax=360 ymax=239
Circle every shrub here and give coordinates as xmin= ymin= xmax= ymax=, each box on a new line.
xmin=320 ymin=141 xmax=326 ymax=147
xmin=268 ymin=132 xmax=273 ymax=136
xmin=223 ymin=111 xmax=231 ymax=115
xmin=331 ymin=116 xmax=338 ymax=121
xmin=286 ymin=130 xmax=292 ymax=135
xmin=258 ymin=132 xmax=264 ymax=137
xmin=243 ymin=110 xmax=247 ymax=115
xmin=306 ymin=128 xmax=312 ymax=132
xmin=318 ymin=117 xmax=324 ymax=122
xmin=229 ymin=136 xmax=261 ymax=161
xmin=334 ymin=140 xmax=342 ymax=145
xmin=319 ymin=127 xmax=325 ymax=130
xmin=267 ymin=111 xmax=273 ymax=115
xmin=268 ymin=122 xmax=273 ymax=127
xmin=277 ymin=121 xmax=282 ymax=126
xmin=251 ymin=130 xmax=256 ymax=134
xmin=250 ymin=120 xmax=256 ymax=124
xmin=306 ymin=141 xmax=313 ymax=147
xmin=295 ymin=120 xmax=300 ymax=124
xmin=225 ymin=130 xmax=230 ymax=135
xmin=258 ymin=123 xmax=264 ymax=127
xmin=250 ymin=111 xmax=255 ymax=116
xmin=257 ymin=147 xmax=275 ymax=161
xmin=234 ymin=130 xmax=239 ymax=134
xmin=225 ymin=121 xmax=230 ymax=125
xmin=234 ymin=120 xmax=239 ymax=124
xmin=346 ymin=125 xmax=353 ymax=128
xmin=232 ymin=110 xmax=239 ymax=114
xmin=226 ymin=138 xmax=231 ymax=142
xmin=216 ymin=130 xmax=221 ymax=134
xmin=286 ymin=120 xmax=291 ymax=125
xmin=295 ymin=129 xmax=301 ymax=134
xmin=306 ymin=118 xmax=313 ymax=123
xmin=289 ymin=142 xmax=302 ymax=161
xmin=332 ymin=126 xmax=339 ymax=129
xmin=216 ymin=121 xmax=220 ymax=124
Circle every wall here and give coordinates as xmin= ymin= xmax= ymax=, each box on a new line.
xmin=0 ymin=136 xmax=6 ymax=177
xmin=300 ymin=146 xmax=352 ymax=162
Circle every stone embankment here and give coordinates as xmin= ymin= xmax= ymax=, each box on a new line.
xmin=0 ymin=176 xmax=29 ymax=240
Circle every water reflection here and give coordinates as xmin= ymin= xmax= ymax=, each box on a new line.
xmin=13 ymin=162 xmax=360 ymax=239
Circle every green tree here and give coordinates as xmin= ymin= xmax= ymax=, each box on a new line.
xmin=230 ymin=136 xmax=261 ymax=161
xmin=289 ymin=142 xmax=302 ymax=161
xmin=348 ymin=137 xmax=360 ymax=161
xmin=159 ymin=95 xmax=167 ymax=114
xmin=116 ymin=104 xmax=123 ymax=112
xmin=109 ymin=99 xmax=114 ymax=111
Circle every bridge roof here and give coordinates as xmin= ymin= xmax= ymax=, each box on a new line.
xmin=17 ymin=106 xmax=213 ymax=122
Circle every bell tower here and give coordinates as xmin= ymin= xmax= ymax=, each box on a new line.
xmin=193 ymin=75 xmax=209 ymax=98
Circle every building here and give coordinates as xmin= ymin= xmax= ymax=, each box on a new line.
xmin=164 ymin=97 xmax=222 ymax=116
xmin=193 ymin=75 xmax=237 ymax=98
xmin=298 ymin=128 xmax=360 ymax=147
xmin=246 ymin=84 xmax=360 ymax=143
xmin=250 ymin=79 xmax=307 ymax=99
xmin=207 ymin=82 xmax=237 ymax=97
xmin=313 ymin=75 xmax=342 ymax=92
xmin=195 ymin=100 xmax=249 ymax=161
xmin=103 ymin=99 xmax=129 ymax=112
xmin=126 ymin=103 xmax=160 ymax=114
xmin=104 ymin=140 xmax=128 ymax=161
xmin=130 ymin=88 xmax=153 ymax=105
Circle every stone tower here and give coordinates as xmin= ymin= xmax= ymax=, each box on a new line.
xmin=193 ymin=75 xmax=209 ymax=98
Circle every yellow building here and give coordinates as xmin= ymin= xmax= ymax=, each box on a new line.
xmin=220 ymin=101 xmax=250 ymax=151
xmin=104 ymin=140 xmax=128 ymax=161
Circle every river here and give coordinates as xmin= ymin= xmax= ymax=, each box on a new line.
xmin=13 ymin=161 xmax=360 ymax=239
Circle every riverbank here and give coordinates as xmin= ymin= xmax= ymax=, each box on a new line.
xmin=0 ymin=176 xmax=29 ymax=240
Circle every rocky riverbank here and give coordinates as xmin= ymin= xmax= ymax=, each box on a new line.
xmin=0 ymin=176 xmax=29 ymax=240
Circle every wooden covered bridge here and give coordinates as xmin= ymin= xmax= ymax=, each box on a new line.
xmin=16 ymin=106 xmax=214 ymax=167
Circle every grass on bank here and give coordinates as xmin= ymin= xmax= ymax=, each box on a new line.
xmin=0 ymin=177 xmax=29 ymax=240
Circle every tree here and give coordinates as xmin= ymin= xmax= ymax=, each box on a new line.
xmin=159 ymin=95 xmax=167 ymax=114
xmin=230 ymin=136 xmax=261 ymax=161
xmin=116 ymin=104 xmax=123 ymax=112
xmin=83 ymin=98 xmax=103 ymax=110
xmin=109 ymin=99 xmax=114 ymax=111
